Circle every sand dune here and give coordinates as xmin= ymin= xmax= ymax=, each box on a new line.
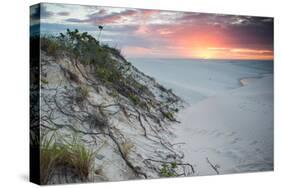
xmin=173 ymin=75 xmax=273 ymax=175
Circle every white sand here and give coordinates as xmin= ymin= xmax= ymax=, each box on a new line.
xmin=173 ymin=75 xmax=273 ymax=175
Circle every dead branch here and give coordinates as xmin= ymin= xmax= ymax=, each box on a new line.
xmin=206 ymin=158 xmax=219 ymax=174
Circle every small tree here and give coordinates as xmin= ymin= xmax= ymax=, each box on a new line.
xmin=98 ymin=25 xmax=103 ymax=41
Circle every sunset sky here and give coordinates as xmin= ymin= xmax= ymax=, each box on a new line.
xmin=31 ymin=3 xmax=274 ymax=60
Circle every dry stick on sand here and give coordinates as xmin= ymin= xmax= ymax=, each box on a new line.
xmin=206 ymin=158 xmax=220 ymax=174
xmin=144 ymin=158 xmax=195 ymax=174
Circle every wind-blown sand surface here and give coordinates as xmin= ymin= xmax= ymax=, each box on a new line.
xmin=131 ymin=59 xmax=273 ymax=175
xmin=173 ymin=75 xmax=273 ymax=175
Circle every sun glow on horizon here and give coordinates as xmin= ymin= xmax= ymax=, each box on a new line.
xmin=195 ymin=48 xmax=215 ymax=59
xmin=36 ymin=4 xmax=273 ymax=60
xmin=182 ymin=46 xmax=273 ymax=60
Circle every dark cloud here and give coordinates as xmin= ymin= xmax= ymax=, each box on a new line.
xmin=226 ymin=22 xmax=273 ymax=50
xmin=177 ymin=13 xmax=273 ymax=28
xmin=30 ymin=4 xmax=54 ymax=21
xmin=65 ymin=8 xmax=159 ymax=25
xmin=57 ymin=11 xmax=70 ymax=16
xmin=41 ymin=5 xmax=54 ymax=18
xmin=94 ymin=10 xmax=138 ymax=24
xmin=65 ymin=18 xmax=85 ymax=23
xmin=65 ymin=9 xmax=141 ymax=25
xmin=40 ymin=5 xmax=273 ymax=59
xmin=158 ymin=13 xmax=274 ymax=50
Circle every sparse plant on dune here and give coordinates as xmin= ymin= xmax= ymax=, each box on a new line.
xmin=40 ymin=132 xmax=95 ymax=184
xmin=75 ymin=85 xmax=90 ymax=105
xmin=61 ymin=135 xmax=93 ymax=180
xmin=121 ymin=140 xmax=135 ymax=159
xmin=40 ymin=132 xmax=63 ymax=184
xmin=159 ymin=162 xmax=178 ymax=177
xmin=98 ymin=25 xmax=103 ymax=41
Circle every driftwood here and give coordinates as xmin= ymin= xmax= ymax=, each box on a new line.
xmin=206 ymin=158 xmax=220 ymax=174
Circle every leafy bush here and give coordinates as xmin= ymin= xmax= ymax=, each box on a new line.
xmin=102 ymin=44 xmax=124 ymax=61
xmin=159 ymin=162 xmax=178 ymax=177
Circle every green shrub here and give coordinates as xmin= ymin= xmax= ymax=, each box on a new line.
xmin=41 ymin=37 xmax=61 ymax=57
xmin=95 ymin=66 xmax=113 ymax=83
xmin=160 ymin=162 xmax=178 ymax=177
xmin=109 ymin=90 xmax=119 ymax=98
xmin=102 ymin=44 xmax=124 ymax=61
xmin=128 ymin=93 xmax=141 ymax=105
xmin=41 ymin=78 xmax=49 ymax=85
xmin=162 ymin=111 xmax=174 ymax=120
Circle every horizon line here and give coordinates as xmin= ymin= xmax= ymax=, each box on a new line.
xmin=127 ymin=57 xmax=274 ymax=61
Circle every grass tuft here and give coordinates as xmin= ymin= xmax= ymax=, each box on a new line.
xmin=40 ymin=133 xmax=63 ymax=184
xmin=162 ymin=111 xmax=174 ymax=120
xmin=75 ymin=85 xmax=90 ymax=105
xmin=40 ymin=133 xmax=94 ymax=184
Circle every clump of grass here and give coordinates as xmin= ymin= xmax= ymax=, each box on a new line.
xmin=40 ymin=133 xmax=94 ymax=184
xmin=62 ymin=135 xmax=93 ymax=180
xmin=109 ymin=89 xmax=119 ymax=98
xmin=41 ymin=37 xmax=61 ymax=57
xmin=40 ymin=133 xmax=64 ymax=184
xmin=95 ymin=66 xmax=114 ymax=83
xmin=162 ymin=111 xmax=174 ymax=120
xmin=159 ymin=162 xmax=178 ymax=177
xmin=128 ymin=92 xmax=141 ymax=105
xmin=40 ymin=78 xmax=49 ymax=85
xmin=75 ymin=85 xmax=89 ymax=104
